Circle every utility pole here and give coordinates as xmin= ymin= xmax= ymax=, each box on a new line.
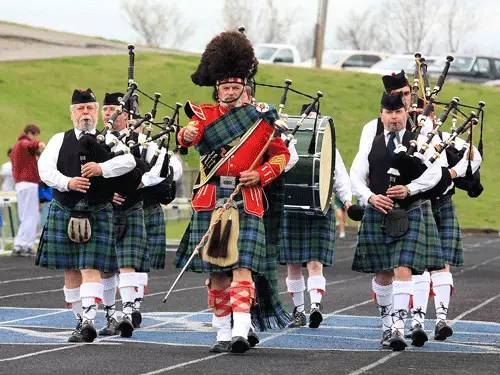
xmin=314 ymin=0 xmax=329 ymax=69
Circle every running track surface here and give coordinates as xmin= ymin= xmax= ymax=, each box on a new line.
xmin=0 ymin=233 xmax=499 ymax=374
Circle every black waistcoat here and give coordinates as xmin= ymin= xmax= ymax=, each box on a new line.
xmin=368 ymin=130 xmax=411 ymax=195
xmin=53 ymin=130 xmax=113 ymax=208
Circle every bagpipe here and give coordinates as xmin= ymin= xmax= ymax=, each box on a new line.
xmin=348 ymin=53 xmax=486 ymax=222
xmin=389 ymin=54 xmax=484 ymax=196
xmin=79 ymin=44 xmax=185 ymax=205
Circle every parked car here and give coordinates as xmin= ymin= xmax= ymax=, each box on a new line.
xmin=255 ymin=43 xmax=301 ymax=65
xmin=364 ymin=54 xmax=439 ymax=76
xmin=303 ymin=49 xmax=387 ymax=71
xmin=428 ymin=55 xmax=500 ymax=83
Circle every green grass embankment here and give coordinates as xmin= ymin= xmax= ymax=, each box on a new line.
xmin=0 ymin=53 xmax=498 ymax=230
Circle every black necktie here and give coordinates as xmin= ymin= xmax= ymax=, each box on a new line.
xmin=387 ymin=132 xmax=397 ymax=157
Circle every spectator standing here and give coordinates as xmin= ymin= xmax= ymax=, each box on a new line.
xmin=11 ymin=124 xmax=45 ymax=256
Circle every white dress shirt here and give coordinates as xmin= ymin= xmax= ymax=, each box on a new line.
xmin=350 ymin=128 xmax=442 ymax=205
xmin=38 ymin=127 xmax=136 ymax=193
xmin=333 ymin=148 xmax=352 ymax=204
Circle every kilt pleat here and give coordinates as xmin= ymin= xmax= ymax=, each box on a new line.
xmin=144 ymin=203 xmax=166 ymax=270
xmin=432 ymin=195 xmax=463 ymax=267
xmin=352 ymin=201 xmax=444 ymax=274
xmin=279 ymin=209 xmax=336 ymax=266
xmin=114 ymin=203 xmax=149 ymax=272
xmin=35 ymin=200 xmax=118 ymax=273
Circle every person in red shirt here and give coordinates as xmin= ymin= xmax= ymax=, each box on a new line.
xmin=10 ymin=124 xmax=45 ymax=255
xmin=175 ymin=30 xmax=291 ymax=354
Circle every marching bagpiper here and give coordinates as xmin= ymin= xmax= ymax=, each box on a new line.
xmin=175 ymin=30 xmax=291 ymax=354
xmin=36 ymin=89 xmax=136 ymax=342
xmin=350 ymin=92 xmax=445 ymax=351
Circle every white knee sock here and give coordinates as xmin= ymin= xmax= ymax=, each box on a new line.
xmin=411 ymin=271 xmax=430 ymax=328
xmin=372 ymin=278 xmax=393 ymax=332
xmin=119 ymin=272 xmax=137 ymax=316
xmin=392 ymin=280 xmax=414 ymax=334
xmin=80 ymin=282 xmax=104 ymax=322
xmin=286 ymin=276 xmax=305 ymax=313
xmin=63 ymin=286 xmax=82 ymax=320
xmin=307 ymin=275 xmax=326 ymax=308
xmin=135 ymin=272 xmax=148 ymax=310
xmin=232 ymin=312 xmax=251 ymax=339
xmin=101 ymin=275 xmax=117 ymax=319
xmin=431 ymin=271 xmax=453 ymax=322
xmin=212 ymin=314 xmax=232 ymax=342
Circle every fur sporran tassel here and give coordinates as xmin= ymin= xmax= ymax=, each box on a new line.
xmin=206 ymin=218 xmax=222 ymax=258
xmin=218 ymin=212 xmax=232 ymax=258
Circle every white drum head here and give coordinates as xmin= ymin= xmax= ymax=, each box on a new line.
xmin=319 ymin=123 xmax=333 ymax=213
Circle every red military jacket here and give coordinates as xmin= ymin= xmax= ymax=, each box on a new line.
xmin=178 ymin=103 xmax=290 ymax=217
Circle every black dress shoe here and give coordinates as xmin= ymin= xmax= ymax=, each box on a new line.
xmin=99 ymin=317 xmax=119 ymax=336
xmin=380 ymin=329 xmax=392 ymax=348
xmin=309 ymin=304 xmax=323 ymax=329
xmin=247 ymin=330 xmax=259 ymax=348
xmin=410 ymin=324 xmax=428 ymax=347
xmin=434 ymin=320 xmax=453 ymax=341
xmin=131 ymin=309 xmax=142 ymax=328
xmin=68 ymin=319 xmax=84 ymax=343
xmin=117 ymin=315 xmax=134 ymax=338
xmin=230 ymin=336 xmax=250 ymax=354
xmin=80 ymin=320 xmax=97 ymax=343
xmin=288 ymin=307 xmax=306 ymax=328
xmin=389 ymin=330 xmax=408 ymax=351
xmin=209 ymin=341 xmax=231 ymax=353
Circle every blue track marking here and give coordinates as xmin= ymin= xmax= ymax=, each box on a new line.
xmin=1 ymin=308 xmax=499 ymax=353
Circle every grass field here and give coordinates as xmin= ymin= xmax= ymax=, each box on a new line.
xmin=0 ymin=53 xmax=498 ymax=229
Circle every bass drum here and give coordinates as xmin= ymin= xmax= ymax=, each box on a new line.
xmin=283 ymin=115 xmax=336 ymax=215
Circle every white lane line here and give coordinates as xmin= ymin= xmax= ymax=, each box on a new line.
xmin=450 ymin=293 xmax=500 ymax=325
xmin=0 ymin=288 xmax=61 ymax=300
xmin=139 ymin=353 xmax=227 ymax=375
xmin=0 ymin=309 xmax=67 ymax=325
xmin=0 ymin=342 xmax=124 ymax=362
xmin=463 ymin=238 xmax=500 ymax=249
xmin=0 ymin=267 xmax=18 ymax=271
xmin=346 ymin=292 xmax=500 ymax=375
xmin=0 ymin=345 xmax=83 ymax=362
xmin=0 ymin=275 xmax=62 ymax=285
xmin=332 ymin=299 xmax=372 ymax=314
xmin=456 ymin=255 xmax=500 ymax=274
xmin=347 ymin=352 xmax=402 ymax=375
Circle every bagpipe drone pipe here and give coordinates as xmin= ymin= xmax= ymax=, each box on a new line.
xmin=81 ymin=44 xmax=184 ymax=205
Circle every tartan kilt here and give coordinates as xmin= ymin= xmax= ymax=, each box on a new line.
xmin=35 ymin=200 xmax=118 ymax=273
xmin=113 ymin=203 xmax=149 ymax=272
xmin=175 ymin=186 xmax=267 ymax=274
xmin=279 ymin=208 xmax=336 ymax=266
xmin=144 ymin=203 xmax=166 ymax=270
xmin=352 ymin=200 xmax=444 ymax=274
xmin=432 ymin=195 xmax=463 ymax=267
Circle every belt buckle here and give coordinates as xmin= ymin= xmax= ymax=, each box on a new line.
xmin=220 ymin=176 xmax=236 ymax=189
